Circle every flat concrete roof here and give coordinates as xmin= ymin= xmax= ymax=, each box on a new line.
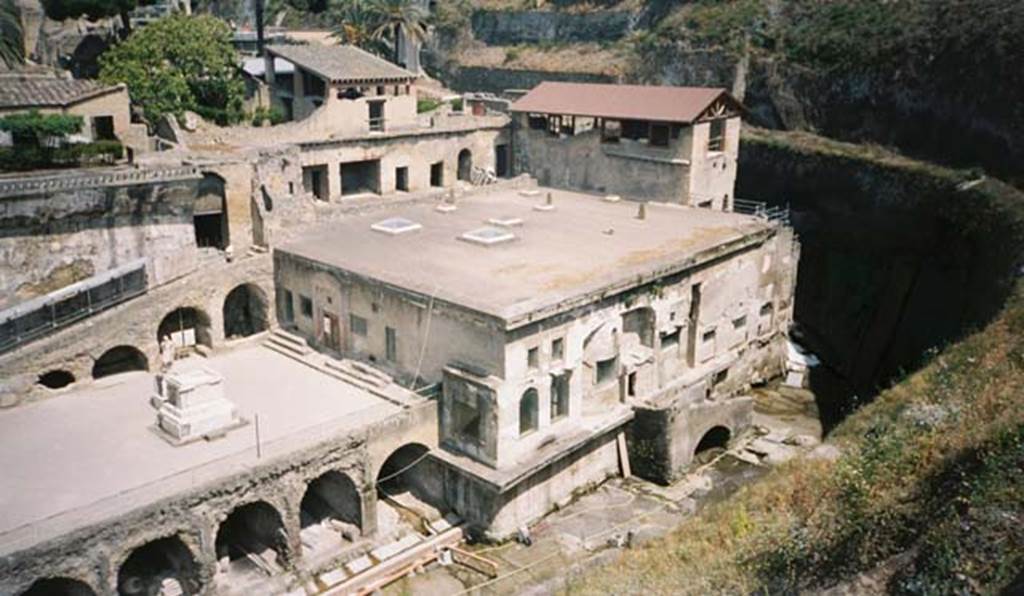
xmin=0 ymin=345 xmax=401 ymax=555
xmin=279 ymin=187 xmax=772 ymax=326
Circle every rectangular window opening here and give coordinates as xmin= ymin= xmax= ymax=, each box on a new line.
xmin=385 ymin=326 xmax=397 ymax=362
xmin=708 ymin=119 xmax=726 ymax=152
xmin=551 ymin=374 xmax=569 ymax=420
xmin=551 ymin=337 xmax=564 ymax=361
xmin=527 ymin=346 xmax=539 ymax=370
xmin=596 ymin=356 xmax=618 ymax=386
xmin=350 ymin=314 xmax=368 ymax=336
xmin=300 ymin=295 xmax=313 ymax=318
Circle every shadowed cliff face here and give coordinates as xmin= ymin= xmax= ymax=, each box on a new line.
xmin=736 ymin=130 xmax=1024 ymax=429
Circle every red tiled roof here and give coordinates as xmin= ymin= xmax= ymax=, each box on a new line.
xmin=510 ymin=82 xmax=739 ymax=123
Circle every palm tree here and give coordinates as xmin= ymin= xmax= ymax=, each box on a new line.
xmin=0 ymin=0 xmax=24 ymax=68
xmin=369 ymin=0 xmax=427 ymax=65
xmin=331 ymin=0 xmax=390 ymax=58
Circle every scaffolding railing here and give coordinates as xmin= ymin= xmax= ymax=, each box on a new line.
xmin=732 ymin=198 xmax=791 ymax=225
xmin=0 ymin=259 xmax=148 ymax=355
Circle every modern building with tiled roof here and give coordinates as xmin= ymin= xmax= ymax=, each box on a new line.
xmin=510 ymin=81 xmax=746 ymax=209
xmin=0 ymin=73 xmax=148 ymax=155
xmin=260 ymin=44 xmax=419 ymax=128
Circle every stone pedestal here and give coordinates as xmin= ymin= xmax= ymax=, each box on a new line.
xmin=155 ymin=367 xmax=243 ymax=445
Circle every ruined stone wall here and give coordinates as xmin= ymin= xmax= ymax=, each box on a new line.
xmin=512 ymin=115 xmax=688 ymax=202
xmin=440 ymin=425 xmax=622 ymax=541
xmin=298 ymin=126 xmax=508 ymax=200
xmin=275 ymin=252 xmax=508 ymax=387
xmin=483 ymin=225 xmax=795 ymax=472
xmin=0 ymin=254 xmax=274 ymax=408
xmin=0 ymin=173 xmax=203 ymax=310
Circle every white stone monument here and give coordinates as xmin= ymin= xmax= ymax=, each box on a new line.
xmin=155 ymin=367 xmax=242 ymax=445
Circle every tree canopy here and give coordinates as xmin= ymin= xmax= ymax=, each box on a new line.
xmin=331 ymin=0 xmax=428 ymax=64
xmin=98 ymin=14 xmax=245 ymax=125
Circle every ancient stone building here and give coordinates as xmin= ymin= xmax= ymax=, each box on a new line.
xmin=510 ymin=82 xmax=743 ymax=208
xmin=0 ymin=73 xmax=149 ymax=155
xmin=274 ymin=185 xmax=796 ymax=537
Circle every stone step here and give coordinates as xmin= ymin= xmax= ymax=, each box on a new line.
xmin=263 ymin=337 xmax=313 ymax=361
xmin=324 ymin=359 xmax=390 ymax=388
xmin=267 ymin=329 xmax=312 ymax=354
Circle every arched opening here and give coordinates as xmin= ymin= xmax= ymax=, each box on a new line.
xmin=519 ymin=388 xmax=538 ymax=436
xmin=20 ymin=577 xmax=95 ymax=596
xmin=223 ymin=284 xmax=269 ymax=339
xmin=300 ymin=470 xmax=363 ymax=557
xmin=457 ymin=149 xmax=472 ymax=182
xmin=93 ymin=346 xmax=148 ymax=380
xmin=117 ymin=535 xmax=200 ymax=596
xmin=693 ymin=426 xmax=731 ymax=464
xmin=215 ymin=501 xmax=288 ymax=578
xmin=194 ymin=173 xmax=228 ymax=250
xmin=38 ymin=370 xmax=75 ymax=390
xmin=377 ymin=443 xmax=446 ymax=531
xmin=158 ymin=307 xmax=213 ymax=352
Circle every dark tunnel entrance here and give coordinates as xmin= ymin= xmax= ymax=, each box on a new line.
xmin=117 ymin=536 xmax=199 ymax=596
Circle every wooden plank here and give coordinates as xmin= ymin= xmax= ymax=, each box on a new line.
xmin=450 ymin=546 xmax=499 ymax=578
xmin=617 ymin=431 xmax=631 ymax=478
xmin=321 ymin=526 xmax=463 ymax=595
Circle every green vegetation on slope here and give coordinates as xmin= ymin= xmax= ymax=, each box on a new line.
xmin=567 ymin=131 xmax=1024 ymax=595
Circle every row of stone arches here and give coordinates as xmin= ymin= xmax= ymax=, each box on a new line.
xmin=34 ymin=283 xmax=271 ymax=392
xmin=16 ymin=443 xmax=438 ymax=596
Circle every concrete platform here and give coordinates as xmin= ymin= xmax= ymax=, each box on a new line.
xmin=0 ymin=345 xmax=402 ymax=554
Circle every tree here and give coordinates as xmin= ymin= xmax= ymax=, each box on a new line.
xmin=332 ymin=0 xmax=389 ymax=57
xmin=98 ymin=14 xmax=245 ymax=125
xmin=331 ymin=0 xmax=427 ymax=64
xmin=0 ymin=0 xmax=24 ymax=68
xmin=369 ymin=0 xmax=428 ymax=65
xmin=41 ymin=0 xmax=144 ymax=38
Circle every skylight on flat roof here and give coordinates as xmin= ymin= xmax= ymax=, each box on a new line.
xmin=487 ymin=216 xmax=524 ymax=227
xmin=371 ymin=217 xmax=422 ymax=235
xmin=459 ymin=226 xmax=517 ymax=246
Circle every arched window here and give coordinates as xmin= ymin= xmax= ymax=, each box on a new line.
xmin=457 ymin=149 xmax=472 ymax=181
xmin=519 ymin=388 xmax=538 ymax=436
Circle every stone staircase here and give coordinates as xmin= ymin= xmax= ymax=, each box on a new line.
xmin=323 ymin=358 xmax=392 ymax=390
xmin=263 ymin=328 xmax=314 ymax=360
xmin=261 ymin=328 xmax=419 ymax=408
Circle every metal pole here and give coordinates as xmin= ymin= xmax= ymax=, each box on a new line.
xmin=255 ymin=413 xmax=262 ymax=459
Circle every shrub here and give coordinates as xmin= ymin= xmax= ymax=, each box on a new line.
xmin=416 ymin=98 xmax=442 ymax=113
xmin=0 ymin=140 xmax=123 ymax=172
xmin=0 ymin=110 xmax=83 ymax=145
xmin=250 ymin=106 xmax=287 ymax=126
